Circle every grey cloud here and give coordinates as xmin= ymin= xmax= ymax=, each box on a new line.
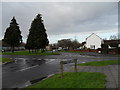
xmin=2 ymin=2 xmax=118 ymax=42
xmin=0 ymin=2 xmax=2 ymax=37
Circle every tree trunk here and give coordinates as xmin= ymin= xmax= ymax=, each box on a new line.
xmin=11 ymin=47 xmax=12 ymax=53
xmin=35 ymin=48 xmax=37 ymax=54
xmin=29 ymin=49 xmax=31 ymax=53
xmin=11 ymin=47 xmax=14 ymax=53
xmin=36 ymin=49 xmax=39 ymax=53
xmin=41 ymin=48 xmax=45 ymax=53
xmin=32 ymin=49 xmax=34 ymax=53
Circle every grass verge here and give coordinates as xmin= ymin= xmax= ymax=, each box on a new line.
xmin=24 ymin=72 xmax=106 ymax=88
xmin=0 ymin=58 xmax=13 ymax=63
xmin=2 ymin=51 xmax=60 ymax=55
xmin=60 ymin=50 xmax=83 ymax=53
xmin=78 ymin=60 xmax=120 ymax=66
xmin=118 ymin=54 xmax=120 ymax=56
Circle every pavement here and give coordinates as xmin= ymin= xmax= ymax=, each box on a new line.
xmin=1 ymin=52 xmax=120 ymax=89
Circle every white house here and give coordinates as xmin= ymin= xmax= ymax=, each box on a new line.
xmin=85 ymin=33 xmax=104 ymax=49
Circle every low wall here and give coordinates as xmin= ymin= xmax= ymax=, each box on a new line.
xmin=68 ymin=48 xmax=119 ymax=55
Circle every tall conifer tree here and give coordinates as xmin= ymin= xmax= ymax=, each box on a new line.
xmin=26 ymin=14 xmax=49 ymax=53
xmin=3 ymin=17 xmax=22 ymax=52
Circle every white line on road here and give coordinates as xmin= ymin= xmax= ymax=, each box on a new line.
xmin=18 ymin=65 xmax=39 ymax=72
xmin=45 ymin=59 xmax=56 ymax=63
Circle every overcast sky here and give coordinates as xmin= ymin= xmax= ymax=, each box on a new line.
xmin=1 ymin=2 xmax=118 ymax=44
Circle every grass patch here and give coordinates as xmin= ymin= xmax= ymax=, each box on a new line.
xmin=0 ymin=58 xmax=13 ymax=63
xmin=24 ymin=72 xmax=106 ymax=88
xmin=60 ymin=50 xmax=83 ymax=53
xmin=118 ymin=54 xmax=120 ymax=56
xmin=78 ymin=60 xmax=120 ymax=66
xmin=2 ymin=51 xmax=60 ymax=55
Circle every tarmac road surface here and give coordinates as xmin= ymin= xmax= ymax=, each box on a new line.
xmin=2 ymin=52 xmax=119 ymax=88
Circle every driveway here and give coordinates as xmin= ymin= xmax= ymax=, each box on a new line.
xmin=2 ymin=52 xmax=119 ymax=88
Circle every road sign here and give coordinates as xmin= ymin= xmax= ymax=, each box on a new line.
xmin=60 ymin=59 xmax=77 ymax=78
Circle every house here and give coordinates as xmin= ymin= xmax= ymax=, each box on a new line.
xmin=103 ymin=40 xmax=120 ymax=54
xmin=46 ymin=45 xmax=52 ymax=50
xmin=104 ymin=40 xmax=120 ymax=48
xmin=79 ymin=41 xmax=86 ymax=49
xmin=85 ymin=33 xmax=104 ymax=49
xmin=83 ymin=33 xmax=120 ymax=54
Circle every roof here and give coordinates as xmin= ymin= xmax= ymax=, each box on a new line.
xmin=104 ymin=40 xmax=120 ymax=44
xmin=86 ymin=33 xmax=103 ymax=40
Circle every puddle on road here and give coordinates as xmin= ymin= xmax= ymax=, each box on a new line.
xmin=2 ymin=58 xmax=46 ymax=72
xmin=15 ymin=59 xmax=45 ymax=70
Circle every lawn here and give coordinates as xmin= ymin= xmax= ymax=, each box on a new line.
xmin=0 ymin=58 xmax=13 ymax=63
xmin=78 ymin=60 xmax=120 ymax=66
xmin=2 ymin=51 xmax=60 ymax=55
xmin=25 ymin=72 xmax=106 ymax=88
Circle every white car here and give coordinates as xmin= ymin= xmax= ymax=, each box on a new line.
xmin=98 ymin=51 xmax=101 ymax=54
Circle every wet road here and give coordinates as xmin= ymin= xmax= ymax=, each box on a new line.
xmin=2 ymin=52 xmax=119 ymax=88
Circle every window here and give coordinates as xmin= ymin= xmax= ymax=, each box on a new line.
xmin=90 ymin=45 xmax=95 ymax=49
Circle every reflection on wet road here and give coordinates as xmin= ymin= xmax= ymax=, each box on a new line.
xmin=2 ymin=58 xmax=60 ymax=88
xmin=2 ymin=58 xmax=59 ymax=73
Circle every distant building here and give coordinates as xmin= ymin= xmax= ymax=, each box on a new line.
xmin=2 ymin=47 xmax=25 ymax=51
xmin=103 ymin=40 xmax=120 ymax=54
xmin=104 ymin=40 xmax=120 ymax=48
xmin=85 ymin=33 xmax=104 ymax=49
xmin=79 ymin=41 xmax=86 ymax=49
xmin=1 ymin=40 xmax=26 ymax=51
xmin=46 ymin=45 xmax=52 ymax=50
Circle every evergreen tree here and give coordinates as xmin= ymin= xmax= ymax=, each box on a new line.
xmin=3 ymin=17 xmax=22 ymax=52
xmin=25 ymin=14 xmax=49 ymax=53
xmin=109 ymin=35 xmax=118 ymax=40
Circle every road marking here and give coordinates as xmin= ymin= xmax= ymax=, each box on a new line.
xmin=18 ymin=65 xmax=39 ymax=72
xmin=45 ymin=59 xmax=56 ymax=63
xmin=81 ymin=62 xmax=86 ymax=63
